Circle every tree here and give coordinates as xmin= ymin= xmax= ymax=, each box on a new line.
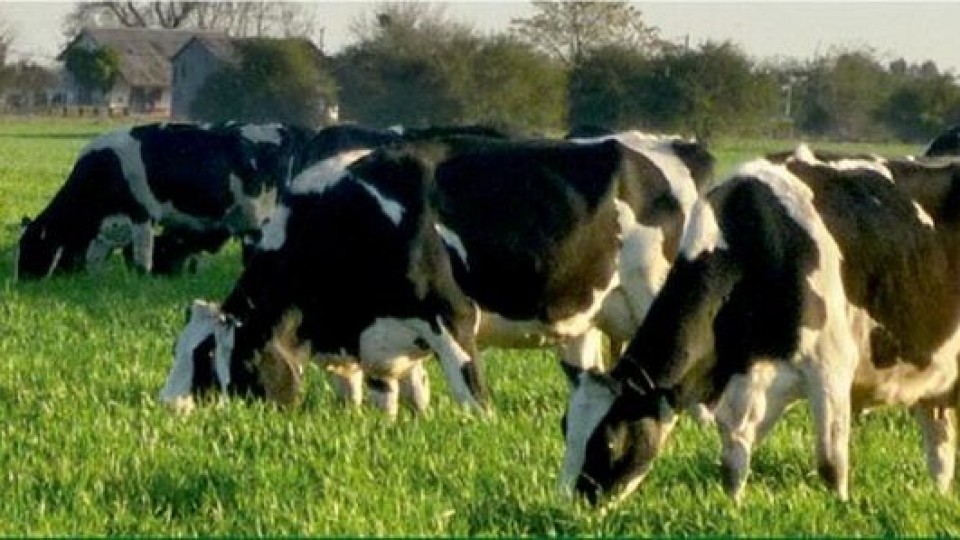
xmin=510 ymin=1 xmax=661 ymax=68
xmin=62 ymin=45 xmax=121 ymax=101
xmin=190 ymin=38 xmax=336 ymax=126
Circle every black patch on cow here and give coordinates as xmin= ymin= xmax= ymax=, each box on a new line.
xmin=790 ymin=160 xmax=960 ymax=369
xmin=190 ymin=334 xmax=218 ymax=396
xmin=431 ymin=140 xmax=623 ymax=322
xmin=924 ymin=125 xmax=960 ymax=157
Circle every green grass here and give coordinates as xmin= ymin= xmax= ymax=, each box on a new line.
xmin=1 ymin=118 xmax=957 ymax=535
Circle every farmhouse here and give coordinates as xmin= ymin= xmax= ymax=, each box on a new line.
xmin=57 ymin=27 xmax=226 ymax=115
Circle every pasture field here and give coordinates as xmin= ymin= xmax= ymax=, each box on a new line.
xmin=0 ymin=118 xmax=954 ymax=536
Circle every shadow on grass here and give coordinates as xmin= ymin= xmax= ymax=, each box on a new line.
xmin=140 ymin=467 xmax=242 ymax=522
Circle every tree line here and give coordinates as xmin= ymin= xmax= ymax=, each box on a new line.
xmin=3 ymin=1 xmax=959 ymax=142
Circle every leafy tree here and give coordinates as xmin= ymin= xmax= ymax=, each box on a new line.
xmin=62 ymin=45 xmax=120 ymax=98
xmin=794 ymin=49 xmax=893 ymax=140
xmin=568 ymin=45 xmax=649 ymax=129
xmin=336 ymin=3 xmax=567 ymax=132
xmin=461 ymin=35 xmax=567 ymax=131
xmin=191 ymin=38 xmax=336 ymax=126
xmin=511 ymin=1 xmax=661 ymax=68
xmin=879 ymin=61 xmax=960 ymax=141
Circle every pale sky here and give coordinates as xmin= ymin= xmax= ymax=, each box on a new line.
xmin=1 ymin=1 xmax=959 ymax=75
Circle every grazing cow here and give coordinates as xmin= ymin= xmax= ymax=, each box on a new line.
xmin=561 ymin=145 xmax=960 ymax=506
xmin=924 ymin=125 xmax=960 ymax=157
xmin=161 ymin=132 xmax=713 ymax=416
xmin=15 ymin=122 xmax=307 ymax=279
xmin=161 ymin=146 xmax=488 ymax=415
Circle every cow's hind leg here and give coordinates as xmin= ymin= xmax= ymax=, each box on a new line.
xmin=913 ymin=404 xmax=957 ymax=493
xmin=366 ymin=375 xmax=400 ymax=418
xmin=714 ymin=362 xmax=803 ymax=502
xmin=399 ymin=361 xmax=431 ymax=414
xmin=804 ymin=361 xmax=854 ymax=500
xmin=328 ymin=365 xmax=363 ymax=407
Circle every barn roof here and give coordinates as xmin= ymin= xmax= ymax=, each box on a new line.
xmin=174 ymin=35 xmax=239 ymax=64
xmin=59 ymin=27 xmax=227 ymax=87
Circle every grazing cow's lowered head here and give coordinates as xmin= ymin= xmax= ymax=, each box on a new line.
xmin=561 ymin=368 xmax=678 ymax=506
xmin=14 ymin=216 xmax=70 ymax=281
xmin=161 ymin=300 xmax=309 ymax=411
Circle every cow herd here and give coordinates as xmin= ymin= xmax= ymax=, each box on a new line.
xmin=12 ymin=120 xmax=960 ymax=509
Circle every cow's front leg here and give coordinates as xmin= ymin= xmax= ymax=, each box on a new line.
xmin=399 ymin=361 xmax=430 ymax=413
xmin=913 ymin=404 xmax=957 ymax=493
xmin=414 ymin=316 xmax=489 ymax=415
xmin=804 ymin=361 xmax=854 ymax=500
xmin=130 ymin=220 xmax=155 ymax=273
xmin=715 ymin=362 xmax=803 ymax=502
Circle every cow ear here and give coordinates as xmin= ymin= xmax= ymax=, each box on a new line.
xmin=20 ymin=216 xmax=32 ymax=229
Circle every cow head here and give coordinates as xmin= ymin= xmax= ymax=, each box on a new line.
xmin=15 ymin=216 xmax=68 ymax=280
xmin=160 ymin=300 xmax=311 ymax=411
xmin=159 ymin=300 xmax=239 ymax=411
xmin=560 ymin=368 xmax=677 ymax=507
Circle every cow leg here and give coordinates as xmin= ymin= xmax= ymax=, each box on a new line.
xmin=714 ymin=362 xmax=803 ymax=502
xmin=328 ymin=365 xmax=363 ymax=407
xmin=804 ymin=362 xmax=854 ymax=500
xmin=913 ymin=404 xmax=957 ymax=493
xmin=398 ymin=361 xmax=431 ymax=414
xmin=410 ymin=316 xmax=489 ymax=414
xmin=558 ymin=328 xmax=605 ymax=387
xmin=365 ymin=375 xmax=400 ymax=418
xmin=129 ymin=220 xmax=155 ymax=273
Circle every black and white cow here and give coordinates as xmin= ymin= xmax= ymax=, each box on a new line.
xmin=924 ymin=125 xmax=960 ymax=157
xmin=15 ymin=122 xmax=308 ymax=279
xmin=561 ymin=145 xmax=960 ymax=506
xmin=161 ymin=132 xmax=713 ymax=416
xmin=161 ymin=145 xmax=488 ymax=414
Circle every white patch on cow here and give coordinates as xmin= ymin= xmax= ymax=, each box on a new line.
xmin=679 ymin=198 xmax=727 ymax=260
xmin=559 ymin=374 xmax=617 ymax=493
xmin=160 ymin=300 xmax=219 ymax=410
xmin=358 ymin=180 xmax=405 ymax=226
xmin=289 ymin=149 xmax=372 ymax=195
xmin=85 ymin=214 xmax=133 ymax=271
xmin=435 ymin=223 xmax=469 ymax=269
xmin=258 ymin=204 xmax=291 ymax=251
xmin=83 ymin=129 xmax=161 ymax=219
xmin=913 ymin=201 xmax=936 ymax=228
xmin=358 ymin=317 xmax=431 ymax=417
xmin=213 ymin=319 xmax=235 ymax=394
xmin=791 ymin=144 xmax=894 ymax=182
xmin=240 ymin=123 xmax=283 ymax=146
xmin=358 ymin=318 xmax=427 ymax=379
xmin=599 ymin=200 xmax=672 ymax=341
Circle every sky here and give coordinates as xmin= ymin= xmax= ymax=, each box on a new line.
xmin=1 ymin=1 xmax=959 ymax=75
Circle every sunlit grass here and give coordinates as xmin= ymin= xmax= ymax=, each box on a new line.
xmin=0 ymin=118 xmax=956 ymax=535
